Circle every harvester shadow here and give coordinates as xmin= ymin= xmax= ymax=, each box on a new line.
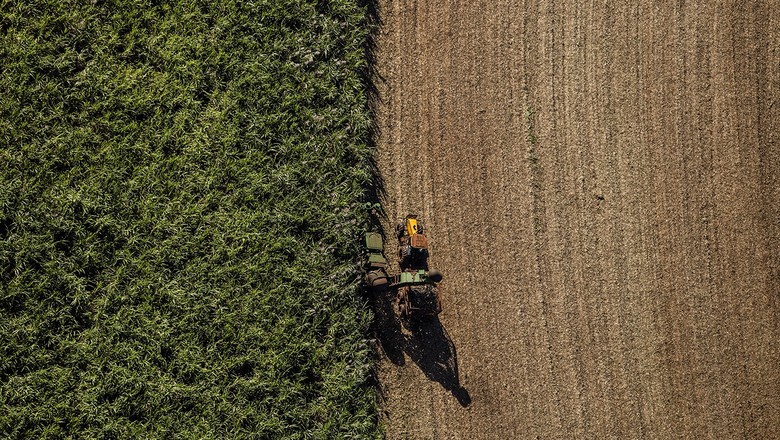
xmin=405 ymin=317 xmax=472 ymax=407
xmin=373 ymin=292 xmax=471 ymax=407
xmin=372 ymin=290 xmax=406 ymax=366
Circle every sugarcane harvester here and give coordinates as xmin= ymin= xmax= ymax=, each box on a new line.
xmin=364 ymin=215 xmax=443 ymax=322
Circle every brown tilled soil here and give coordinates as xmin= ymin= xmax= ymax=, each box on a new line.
xmin=371 ymin=1 xmax=780 ymax=438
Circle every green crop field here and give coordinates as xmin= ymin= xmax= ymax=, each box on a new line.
xmin=0 ymin=0 xmax=380 ymax=438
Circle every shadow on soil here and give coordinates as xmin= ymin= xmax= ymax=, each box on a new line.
xmin=372 ymin=291 xmax=472 ymax=407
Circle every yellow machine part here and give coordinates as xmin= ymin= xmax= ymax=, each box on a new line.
xmin=406 ymin=217 xmax=419 ymax=236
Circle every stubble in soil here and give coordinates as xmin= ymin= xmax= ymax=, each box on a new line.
xmin=373 ymin=1 xmax=780 ymax=439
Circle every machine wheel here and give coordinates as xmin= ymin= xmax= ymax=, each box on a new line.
xmin=398 ymin=301 xmax=408 ymax=319
xmin=395 ymin=223 xmax=405 ymax=239
xmin=398 ymin=289 xmax=410 ymax=320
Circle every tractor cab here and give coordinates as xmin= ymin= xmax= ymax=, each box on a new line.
xmin=397 ymin=215 xmax=430 ymax=270
xmin=405 ymin=215 xmax=421 ymax=236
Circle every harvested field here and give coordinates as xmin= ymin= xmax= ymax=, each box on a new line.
xmin=372 ymin=1 xmax=780 ymax=438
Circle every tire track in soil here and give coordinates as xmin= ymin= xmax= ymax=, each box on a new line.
xmin=373 ymin=1 xmax=780 ymax=438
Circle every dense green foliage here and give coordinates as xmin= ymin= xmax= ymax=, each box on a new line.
xmin=0 ymin=0 xmax=379 ymax=437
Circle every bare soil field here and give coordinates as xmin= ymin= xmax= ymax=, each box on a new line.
xmin=372 ymin=1 xmax=780 ymax=438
